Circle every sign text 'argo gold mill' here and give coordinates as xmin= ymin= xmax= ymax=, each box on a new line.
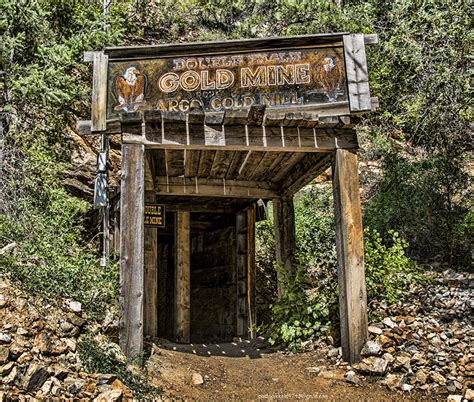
xmin=107 ymin=48 xmax=347 ymax=116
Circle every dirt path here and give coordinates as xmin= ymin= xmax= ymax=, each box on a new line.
xmin=145 ymin=338 xmax=433 ymax=401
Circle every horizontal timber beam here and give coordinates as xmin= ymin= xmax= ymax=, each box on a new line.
xmin=154 ymin=177 xmax=278 ymax=199
xmin=123 ymin=127 xmax=357 ymax=152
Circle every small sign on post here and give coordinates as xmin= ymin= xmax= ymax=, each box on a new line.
xmin=144 ymin=204 xmax=165 ymax=227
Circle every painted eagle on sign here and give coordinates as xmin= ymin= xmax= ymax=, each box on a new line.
xmin=113 ymin=67 xmax=148 ymax=112
xmin=313 ymin=54 xmax=344 ymax=101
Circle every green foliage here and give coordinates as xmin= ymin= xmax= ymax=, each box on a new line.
xmin=261 ymin=185 xmax=424 ymax=349
xmin=0 ymin=0 xmax=123 ymax=316
xmin=364 ymin=228 xmax=424 ymax=304
xmin=294 ymin=185 xmax=337 ymax=274
xmin=267 ymin=262 xmax=337 ymax=351
xmin=0 ymin=135 xmax=119 ymax=319
xmin=78 ymin=338 xmax=161 ymax=399
xmin=363 ymin=132 xmax=472 ymax=266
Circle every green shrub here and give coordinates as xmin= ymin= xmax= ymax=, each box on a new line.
xmin=261 ymin=185 xmax=425 ymax=349
xmin=78 ymin=338 xmax=161 ymax=399
xmin=267 ymin=262 xmax=337 ymax=351
xmin=364 ymin=228 xmax=425 ymax=304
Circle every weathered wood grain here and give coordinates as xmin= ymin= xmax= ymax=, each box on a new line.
xmin=143 ymin=154 xmax=158 ymax=339
xmin=249 ymin=152 xmax=279 ymax=181
xmin=76 ymin=120 xmax=121 ymax=135
xmin=154 ymin=177 xmax=278 ymax=199
xmin=236 ymin=210 xmax=248 ymax=337
xmin=332 ymin=149 xmax=368 ymax=364
xmin=104 ymin=33 xmax=347 ymax=60
xmin=175 ymin=211 xmax=191 ymax=343
xmin=237 ymin=151 xmax=265 ymax=180
xmin=91 ymin=52 xmax=108 ymax=132
xmin=165 ymin=149 xmax=185 ymax=177
xmin=210 ymin=150 xmax=235 ymax=178
xmin=278 ymin=153 xmax=333 ymax=196
xmin=123 ymin=127 xmax=358 ymax=152
xmin=343 ymin=34 xmax=371 ymax=112
xmin=184 ymin=150 xmax=201 ymax=177
xmin=273 ymin=196 xmax=296 ymax=295
xmin=119 ymin=143 xmax=145 ymax=359
xmin=197 ymin=150 xmax=216 ymax=177
xmin=271 ymin=153 xmax=306 ymax=183
xmin=246 ymin=204 xmax=256 ymax=339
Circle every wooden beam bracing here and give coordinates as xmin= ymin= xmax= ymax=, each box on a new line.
xmin=278 ymin=153 xmax=333 ymax=196
xmin=123 ymin=126 xmax=358 ymax=153
xmin=332 ymin=149 xmax=368 ymax=364
xmin=273 ymin=196 xmax=296 ymax=296
xmin=246 ymin=204 xmax=256 ymax=339
xmin=119 ymin=143 xmax=145 ymax=359
xmin=175 ymin=211 xmax=191 ymax=343
xmin=154 ymin=176 xmax=278 ymax=199
xmin=143 ymin=154 xmax=158 ymax=339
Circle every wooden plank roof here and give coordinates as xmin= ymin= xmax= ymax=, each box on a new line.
xmin=101 ymin=33 xmax=349 ymax=61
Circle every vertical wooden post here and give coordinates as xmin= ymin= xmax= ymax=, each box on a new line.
xmin=332 ymin=149 xmax=368 ymax=364
xmin=273 ymin=196 xmax=296 ymax=295
xmin=247 ymin=204 xmax=256 ymax=339
xmin=119 ymin=143 xmax=145 ymax=359
xmin=236 ymin=210 xmax=248 ymax=337
xmin=113 ymin=209 xmax=120 ymax=254
xmin=91 ymin=51 xmax=108 ymax=132
xmin=175 ymin=211 xmax=191 ymax=343
xmin=143 ymin=154 xmax=158 ymax=339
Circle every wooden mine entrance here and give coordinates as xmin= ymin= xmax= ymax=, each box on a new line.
xmin=79 ymin=32 xmax=378 ymax=364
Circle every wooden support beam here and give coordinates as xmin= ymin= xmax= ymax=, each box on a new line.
xmin=273 ymin=196 xmax=296 ymax=296
xmin=343 ymin=34 xmax=371 ymax=113
xmin=236 ymin=210 xmax=248 ymax=337
xmin=278 ymin=153 xmax=333 ymax=196
xmin=143 ymin=154 xmax=158 ymax=339
xmin=123 ymin=127 xmax=358 ymax=153
xmin=119 ymin=143 xmax=145 ymax=359
xmin=76 ymin=120 xmax=121 ymax=136
xmin=247 ymin=204 xmax=257 ymax=339
xmin=155 ymin=177 xmax=279 ymax=199
xmin=91 ymin=52 xmax=108 ymax=132
xmin=332 ymin=149 xmax=368 ymax=364
xmin=175 ymin=211 xmax=191 ymax=343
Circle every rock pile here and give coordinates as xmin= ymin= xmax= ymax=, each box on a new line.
xmin=0 ymin=277 xmax=131 ymax=400
xmin=315 ymin=269 xmax=473 ymax=399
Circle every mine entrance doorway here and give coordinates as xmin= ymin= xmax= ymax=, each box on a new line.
xmin=147 ymin=201 xmax=257 ymax=344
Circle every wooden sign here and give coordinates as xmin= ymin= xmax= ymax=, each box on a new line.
xmin=105 ymin=35 xmax=355 ymax=118
xmin=144 ymin=204 xmax=165 ymax=227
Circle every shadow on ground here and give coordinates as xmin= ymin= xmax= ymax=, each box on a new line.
xmin=149 ymin=336 xmax=276 ymax=359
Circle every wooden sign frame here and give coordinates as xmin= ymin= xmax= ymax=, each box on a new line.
xmin=144 ymin=203 xmax=165 ymax=227
xmin=84 ymin=33 xmax=377 ymax=134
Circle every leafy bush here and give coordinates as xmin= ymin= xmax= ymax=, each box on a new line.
xmin=267 ymin=262 xmax=337 ymax=351
xmin=78 ymin=337 xmax=161 ymax=399
xmin=261 ymin=185 xmax=425 ymax=349
xmin=363 ymin=137 xmax=472 ymax=267
xmin=364 ymin=228 xmax=425 ymax=304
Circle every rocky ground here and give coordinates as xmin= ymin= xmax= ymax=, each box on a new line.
xmin=0 ymin=277 xmax=133 ymax=400
xmin=0 ymin=268 xmax=472 ymax=400
xmin=307 ymin=269 xmax=473 ymax=401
